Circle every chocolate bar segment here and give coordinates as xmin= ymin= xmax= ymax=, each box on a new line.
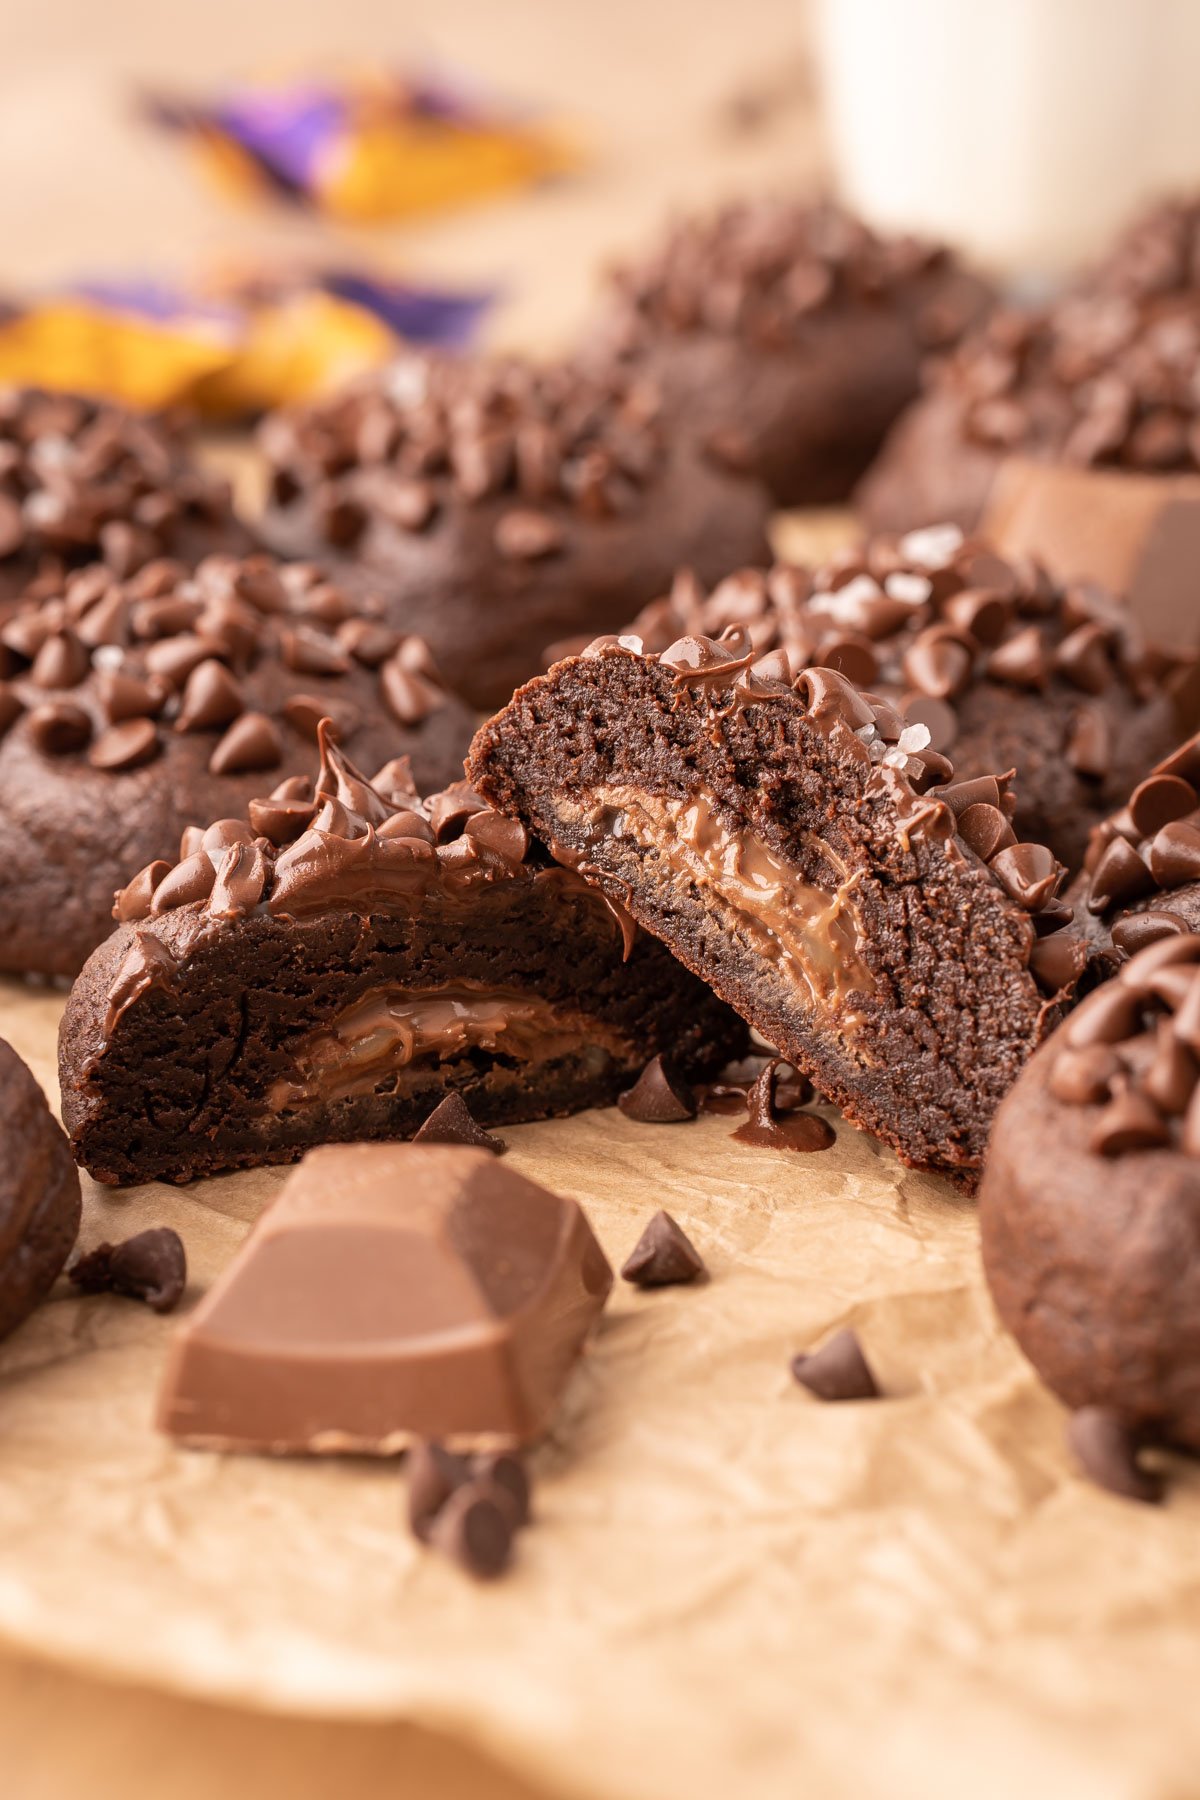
xmin=156 ymin=1144 xmax=613 ymax=1452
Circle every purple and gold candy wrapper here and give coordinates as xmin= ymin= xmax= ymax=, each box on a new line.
xmin=0 ymin=272 xmax=494 ymax=418
xmin=144 ymin=66 xmax=579 ymax=222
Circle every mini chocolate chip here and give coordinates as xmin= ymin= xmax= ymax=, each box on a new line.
xmin=470 ymin=1452 xmax=531 ymax=1527
xmin=989 ymin=841 xmax=1063 ymax=911
xmin=209 ymin=711 xmax=283 ymax=776
xmin=1088 ymin=1089 xmax=1169 ymax=1156
xmin=988 ymin=625 xmax=1048 ymax=689
xmin=1067 ymin=1407 xmax=1162 ymax=1504
xmin=1148 ymin=819 xmax=1200 ymax=889
xmin=406 ymin=1440 xmax=471 ymax=1542
xmin=816 ymin=633 xmax=878 ymax=687
xmin=1065 ymin=705 xmax=1111 ymax=779
xmin=151 ymin=851 xmax=217 ymax=913
xmin=621 ymin=1210 xmax=706 ymax=1287
xmin=175 ymin=658 xmax=244 ymax=732
xmin=88 ymin=716 xmax=160 ymax=772
xmin=31 ymin=628 xmax=90 ymax=690
xmin=617 ymin=1053 xmax=698 ymax=1123
xmin=791 ymin=1328 xmax=880 ymax=1401
xmin=1049 ymin=1044 xmax=1122 ymax=1105
xmin=27 ymin=700 xmax=91 ymax=755
xmin=68 ymin=1227 xmax=187 ymax=1314
xmin=900 ymin=692 xmax=958 ymax=754
xmin=429 ymin=1481 xmax=515 ymax=1579
xmin=412 ymin=1092 xmax=505 ymax=1153
xmin=1129 ymin=773 xmax=1199 ymax=838
xmin=494 ymin=508 xmax=566 ymax=560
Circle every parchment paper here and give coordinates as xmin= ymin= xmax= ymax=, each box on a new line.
xmin=2 ymin=977 xmax=1199 ymax=1800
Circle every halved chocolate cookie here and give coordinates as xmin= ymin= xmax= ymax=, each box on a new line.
xmin=0 ymin=1039 xmax=81 ymax=1341
xmin=256 ymin=351 xmax=772 ymax=708
xmin=981 ymin=934 xmax=1200 ymax=1457
xmin=0 ymin=387 xmax=250 ymax=610
xmin=59 ymin=727 xmax=746 ymax=1185
xmin=468 ymin=636 xmax=1090 ymax=1187
xmin=617 ymin=525 xmax=1198 ymax=871
xmin=0 ymin=553 xmax=475 ymax=978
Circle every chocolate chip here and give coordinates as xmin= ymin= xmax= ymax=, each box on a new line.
xmin=68 ymin=1227 xmax=187 ymax=1314
xmin=791 ymin=1328 xmax=880 ymax=1401
xmin=1111 ymin=910 xmax=1188 ymax=955
xmin=208 ymin=842 xmax=266 ymax=919
xmin=1129 ymin=773 xmax=1199 ymax=838
xmin=1143 ymin=1023 xmax=1197 ymax=1116
xmin=1088 ymin=1089 xmax=1169 ymax=1155
xmin=942 ymin=587 xmax=1011 ymax=646
xmin=621 ymin=1210 xmax=706 ymax=1287
xmin=1147 ymin=819 xmax=1200 ymax=889
xmin=151 ymin=850 xmax=217 ymax=913
xmin=463 ymin=809 xmax=530 ymax=862
xmin=956 ymin=802 xmax=1016 ymax=861
xmin=31 ymin=628 xmax=90 ymax=690
xmin=1066 ymin=1407 xmax=1162 ymax=1503
xmin=734 ymin=1057 xmax=835 ymax=1153
xmin=88 ymin=716 xmax=161 ymax=772
xmin=406 ymin=1439 xmax=471 ymax=1541
xmin=96 ymin=669 xmax=164 ymax=724
xmin=412 ymin=1092 xmax=505 ymax=1153
xmin=901 ymin=629 xmax=972 ymax=700
xmin=988 ymin=841 xmax=1063 ymax=911
xmin=1054 ymin=622 xmax=1113 ymax=694
xmin=1065 ymin=983 xmax=1143 ymax=1048
xmin=381 ymin=660 xmax=438 ymax=728
xmin=1049 ymin=1044 xmax=1122 ymax=1105
xmin=27 ymin=700 xmax=91 ymax=755
xmin=987 ymin=625 xmax=1048 ymax=689
xmin=209 ymin=711 xmax=283 ymax=776
xmin=470 ymin=1452 xmax=531 ymax=1527
xmin=1087 ymin=835 xmax=1155 ymax=912
xmin=428 ymin=1480 xmax=515 ymax=1579
xmin=494 ymin=508 xmax=566 ymax=560
xmin=617 ymin=1054 xmax=698 ymax=1123
xmin=279 ymin=625 xmax=352 ymax=678
xmin=175 ymin=658 xmax=244 ymax=732
xmin=1065 ymin=705 xmax=1111 ymax=779
xmin=380 ymin=478 xmax=438 ymax=531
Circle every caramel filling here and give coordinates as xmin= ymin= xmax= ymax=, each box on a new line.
xmin=566 ymin=787 xmax=877 ymax=1020
xmin=269 ymin=982 xmax=628 ymax=1111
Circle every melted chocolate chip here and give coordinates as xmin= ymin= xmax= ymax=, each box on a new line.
xmin=620 ymin=1211 xmax=706 ymax=1287
xmin=791 ymin=1328 xmax=880 ymax=1401
xmin=68 ymin=1227 xmax=187 ymax=1313
xmin=734 ymin=1058 xmax=835 ymax=1153
xmin=617 ymin=1054 xmax=698 ymax=1123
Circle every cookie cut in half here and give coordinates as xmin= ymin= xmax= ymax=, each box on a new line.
xmin=60 ymin=724 xmax=746 ymax=1185
xmin=469 ymin=632 xmax=1091 ymax=1187
xmin=0 ymin=1039 xmax=81 ymax=1341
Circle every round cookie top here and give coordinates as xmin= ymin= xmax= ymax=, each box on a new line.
xmin=1081 ymin=728 xmax=1200 ymax=949
xmin=625 ymin=522 xmax=1194 ymax=767
xmin=259 ymin=351 xmax=671 ymax=560
xmin=0 ymin=552 xmax=469 ymax=785
xmin=0 ymin=387 xmax=247 ymax=600
xmin=600 ymin=197 xmax=987 ymax=353
xmin=1043 ymin=933 xmax=1200 ymax=1158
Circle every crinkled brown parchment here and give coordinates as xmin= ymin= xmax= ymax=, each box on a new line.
xmin=1 ymin=961 xmax=1199 ymax=1800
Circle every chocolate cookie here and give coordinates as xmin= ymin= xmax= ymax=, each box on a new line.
xmin=592 ymin=197 xmax=991 ymax=508
xmin=0 ymin=387 xmax=249 ymax=610
xmin=0 ymin=1039 xmax=81 ymax=1341
xmin=469 ymin=638 xmax=1090 ymax=1187
xmin=256 ymin=351 xmax=773 ymax=708
xmin=980 ymin=934 xmax=1200 ymax=1454
xmin=1075 ymin=728 xmax=1200 ymax=953
xmin=59 ymin=726 xmax=746 ymax=1185
xmin=0 ymin=554 xmax=476 ymax=978
xmin=857 ymin=194 xmax=1200 ymax=535
xmin=619 ymin=525 xmax=1198 ymax=871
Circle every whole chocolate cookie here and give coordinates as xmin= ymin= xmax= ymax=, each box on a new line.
xmin=60 ymin=727 xmax=746 ymax=1185
xmin=0 ymin=386 xmax=250 ymax=610
xmin=619 ymin=524 xmax=1198 ymax=870
xmin=592 ymin=197 xmax=992 ymax=508
xmin=470 ymin=637 xmax=1094 ymax=1188
xmin=256 ymin=351 xmax=773 ymax=708
xmin=0 ymin=554 xmax=476 ymax=978
xmin=0 ymin=1039 xmax=81 ymax=1341
xmin=1074 ymin=728 xmax=1200 ymax=953
xmin=980 ymin=934 xmax=1200 ymax=1455
xmin=857 ymin=194 xmax=1200 ymax=534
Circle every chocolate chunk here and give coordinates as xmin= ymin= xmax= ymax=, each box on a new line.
xmin=1066 ymin=1407 xmax=1163 ymax=1504
xmin=428 ymin=1480 xmax=515 ymax=1578
xmin=69 ymin=1227 xmax=187 ymax=1314
xmin=412 ymin=1092 xmax=505 ymax=1153
xmin=208 ymin=710 xmax=284 ymax=776
xmin=155 ymin=1146 xmax=614 ymax=1450
xmin=617 ymin=1054 xmax=698 ymax=1123
xmin=406 ymin=1439 xmax=471 ymax=1541
xmin=88 ymin=717 xmax=161 ymax=772
xmin=620 ymin=1210 xmax=706 ymax=1287
xmin=791 ymin=1328 xmax=880 ymax=1401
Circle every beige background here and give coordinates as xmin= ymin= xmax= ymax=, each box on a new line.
xmin=0 ymin=2 xmax=821 ymax=1796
